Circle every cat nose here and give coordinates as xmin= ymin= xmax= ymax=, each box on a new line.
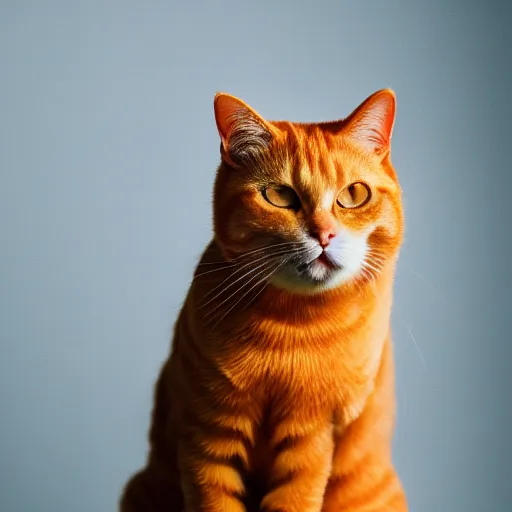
xmin=314 ymin=230 xmax=336 ymax=248
xmin=309 ymin=212 xmax=337 ymax=248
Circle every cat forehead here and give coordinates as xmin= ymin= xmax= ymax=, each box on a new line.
xmin=277 ymin=123 xmax=371 ymax=177
xmin=280 ymin=141 xmax=372 ymax=199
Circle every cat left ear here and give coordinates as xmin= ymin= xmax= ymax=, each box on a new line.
xmin=214 ymin=93 xmax=276 ymax=168
xmin=342 ymin=89 xmax=396 ymax=156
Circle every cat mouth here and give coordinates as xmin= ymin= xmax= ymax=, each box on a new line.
xmin=270 ymin=251 xmax=347 ymax=291
xmin=316 ymin=252 xmax=337 ymax=269
xmin=294 ymin=254 xmax=342 ymax=282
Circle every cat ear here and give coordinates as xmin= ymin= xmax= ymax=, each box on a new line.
xmin=214 ymin=93 xmax=276 ymax=168
xmin=342 ymin=89 xmax=396 ymax=156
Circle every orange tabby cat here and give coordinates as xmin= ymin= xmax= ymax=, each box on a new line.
xmin=120 ymin=89 xmax=408 ymax=511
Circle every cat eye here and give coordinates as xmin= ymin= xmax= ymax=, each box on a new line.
xmin=262 ymin=185 xmax=301 ymax=209
xmin=337 ymin=182 xmax=371 ymax=209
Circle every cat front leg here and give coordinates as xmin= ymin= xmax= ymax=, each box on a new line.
xmin=322 ymin=451 xmax=407 ymax=512
xmin=260 ymin=415 xmax=334 ymax=512
xmin=178 ymin=409 xmax=256 ymax=512
xmin=322 ymin=339 xmax=408 ymax=512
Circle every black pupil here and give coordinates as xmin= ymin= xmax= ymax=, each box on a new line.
xmin=279 ymin=187 xmax=292 ymax=200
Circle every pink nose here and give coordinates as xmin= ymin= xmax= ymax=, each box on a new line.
xmin=313 ymin=229 xmax=336 ymax=248
xmin=309 ymin=212 xmax=337 ymax=247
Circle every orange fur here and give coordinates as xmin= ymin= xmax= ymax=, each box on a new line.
xmin=120 ymin=89 xmax=408 ymax=511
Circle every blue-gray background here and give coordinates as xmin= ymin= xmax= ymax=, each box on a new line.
xmin=1 ymin=1 xmax=510 ymax=511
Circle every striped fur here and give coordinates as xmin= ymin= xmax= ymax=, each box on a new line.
xmin=120 ymin=89 xmax=408 ymax=511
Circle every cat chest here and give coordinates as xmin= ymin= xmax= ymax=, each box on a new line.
xmin=220 ymin=339 xmax=372 ymax=411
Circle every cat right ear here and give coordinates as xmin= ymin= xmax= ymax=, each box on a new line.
xmin=213 ymin=93 xmax=276 ymax=168
xmin=342 ymin=89 xmax=396 ymax=156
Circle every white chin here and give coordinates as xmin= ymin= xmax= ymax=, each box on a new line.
xmin=270 ymin=262 xmax=357 ymax=295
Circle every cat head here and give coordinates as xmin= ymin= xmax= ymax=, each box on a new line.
xmin=211 ymin=90 xmax=403 ymax=294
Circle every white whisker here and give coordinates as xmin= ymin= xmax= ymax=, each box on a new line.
xmin=395 ymin=304 xmax=427 ymax=371
xmin=366 ymin=251 xmax=386 ymax=264
xmin=195 ymin=241 xmax=302 ymax=278
xmin=199 ymin=247 xmax=296 ymax=307
xmin=405 ymin=266 xmax=447 ymax=304
xmin=212 ymin=258 xmax=291 ymax=327
xmin=196 ymin=260 xmax=238 ymax=267
xmin=194 ymin=263 xmax=238 ymax=279
xmin=205 ymin=259 xmax=281 ymax=318
xmin=362 ymin=264 xmax=381 ymax=293
xmin=362 ymin=260 xmax=383 ymax=273
xmin=230 ymin=241 xmax=303 ymax=261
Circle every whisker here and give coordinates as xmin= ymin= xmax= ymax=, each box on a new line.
xmin=205 ymin=259 xmax=282 ymax=318
xmin=405 ymin=266 xmax=447 ymax=304
xmin=354 ymin=281 xmax=363 ymax=294
xmin=395 ymin=304 xmax=427 ymax=371
xmin=242 ymin=281 xmax=269 ymax=312
xmin=367 ymin=248 xmax=386 ymax=257
xmin=366 ymin=250 xmax=386 ymax=263
xmin=205 ymin=244 xmax=313 ymax=326
xmin=195 ymin=244 xmax=301 ymax=281
xmin=361 ymin=259 xmax=382 ymax=276
xmin=194 ymin=263 xmax=239 ymax=280
xmin=196 ymin=260 xmax=238 ymax=267
xmin=212 ymin=258 xmax=291 ymax=327
xmin=241 ymin=253 xmax=301 ymax=312
xmin=197 ymin=241 xmax=301 ymax=267
xmin=194 ymin=241 xmax=303 ymax=276
xmin=359 ymin=266 xmax=378 ymax=293
xmin=229 ymin=241 xmax=303 ymax=261
xmin=366 ymin=254 xmax=386 ymax=266
xmin=199 ymin=248 xmax=293 ymax=308
xmin=362 ymin=260 xmax=383 ymax=274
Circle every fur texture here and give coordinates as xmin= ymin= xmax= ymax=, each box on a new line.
xmin=120 ymin=89 xmax=408 ymax=511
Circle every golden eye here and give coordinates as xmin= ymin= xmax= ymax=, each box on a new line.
xmin=337 ymin=182 xmax=371 ymax=209
xmin=262 ymin=186 xmax=301 ymax=209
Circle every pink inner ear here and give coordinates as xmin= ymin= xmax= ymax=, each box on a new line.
xmin=214 ymin=94 xmax=249 ymax=146
xmin=345 ymin=90 xmax=396 ymax=155
xmin=213 ymin=93 xmax=275 ymax=168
